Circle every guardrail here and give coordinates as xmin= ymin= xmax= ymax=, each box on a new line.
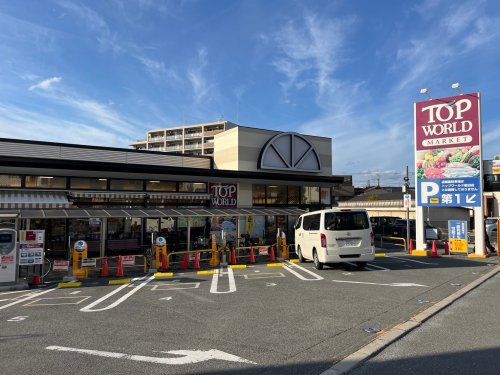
xmin=380 ymin=236 xmax=407 ymax=250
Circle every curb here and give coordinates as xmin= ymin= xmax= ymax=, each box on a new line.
xmin=58 ymin=281 xmax=82 ymax=288
xmin=154 ymin=272 xmax=174 ymax=279
xmin=197 ymin=270 xmax=216 ymax=276
xmin=229 ymin=265 xmax=247 ymax=270
xmin=108 ymin=278 xmax=132 ymax=285
xmin=267 ymin=263 xmax=284 ymax=268
xmin=320 ymin=264 xmax=500 ymax=375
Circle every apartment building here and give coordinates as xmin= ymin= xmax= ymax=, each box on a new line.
xmin=130 ymin=121 xmax=236 ymax=156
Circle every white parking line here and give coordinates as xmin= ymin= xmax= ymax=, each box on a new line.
xmin=283 ymin=261 xmax=324 ymax=280
xmin=388 ymin=256 xmax=434 ymax=265
xmin=151 ymin=282 xmax=200 ymax=291
xmin=0 ymin=290 xmax=36 ymax=296
xmin=0 ymin=288 xmax=56 ymax=311
xmin=70 ymin=291 xmax=81 ymax=295
xmin=210 ymin=267 xmax=236 ymax=294
xmin=332 ymin=280 xmax=428 ymax=287
xmin=242 ymin=272 xmax=285 ymax=280
xmin=80 ymin=275 xmax=155 ymax=312
xmin=366 ymin=263 xmax=391 ymax=271
xmin=24 ymin=296 xmax=91 ymax=307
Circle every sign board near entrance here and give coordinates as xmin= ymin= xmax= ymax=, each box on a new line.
xmin=448 ymin=220 xmax=468 ymax=253
xmin=415 ymin=93 xmax=482 ymax=207
xmin=209 ymin=183 xmax=237 ymax=208
xmin=18 ymin=230 xmax=45 ymax=265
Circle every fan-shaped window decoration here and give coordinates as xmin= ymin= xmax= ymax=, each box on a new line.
xmin=258 ymin=132 xmax=321 ymax=173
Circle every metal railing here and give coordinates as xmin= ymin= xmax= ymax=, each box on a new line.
xmin=380 ymin=236 xmax=407 ymax=249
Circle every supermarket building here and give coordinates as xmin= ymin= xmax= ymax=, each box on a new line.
xmin=0 ymin=124 xmax=353 ymax=260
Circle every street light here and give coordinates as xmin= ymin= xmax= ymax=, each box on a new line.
xmin=451 ymin=82 xmax=464 ymax=95
xmin=403 ymin=166 xmax=411 ymax=252
xmin=420 ymin=88 xmax=432 ymax=100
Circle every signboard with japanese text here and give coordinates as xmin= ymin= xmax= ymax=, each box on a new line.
xmin=448 ymin=220 xmax=469 ymax=253
xmin=415 ymin=93 xmax=482 ymax=207
xmin=53 ymin=260 xmax=69 ymax=271
xmin=18 ymin=230 xmax=45 ymax=266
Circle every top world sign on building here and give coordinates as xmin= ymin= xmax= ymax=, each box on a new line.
xmin=415 ymin=93 xmax=482 ymax=207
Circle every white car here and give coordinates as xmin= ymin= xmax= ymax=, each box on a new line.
xmin=294 ymin=209 xmax=375 ymax=270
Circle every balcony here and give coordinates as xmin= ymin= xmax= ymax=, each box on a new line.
xmin=165 ymin=134 xmax=183 ymax=141
xmin=184 ymin=132 xmax=202 ymax=139
xmin=148 ymin=136 xmax=165 ymax=142
xmin=165 ymin=145 xmax=182 ymax=152
xmin=148 ymin=147 xmax=165 ymax=152
xmin=203 ymin=129 xmax=224 ymax=137
xmin=184 ymin=143 xmax=202 ymax=150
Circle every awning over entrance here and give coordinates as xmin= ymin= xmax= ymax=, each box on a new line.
xmin=0 ymin=191 xmax=70 ymax=209
xmin=69 ymin=192 xmax=210 ymax=200
xmin=13 ymin=207 xmax=305 ymax=219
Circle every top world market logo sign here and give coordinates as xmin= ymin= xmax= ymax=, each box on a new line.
xmin=415 ymin=93 xmax=482 ymax=207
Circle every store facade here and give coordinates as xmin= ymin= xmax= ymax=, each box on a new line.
xmin=0 ymin=128 xmax=353 ymax=260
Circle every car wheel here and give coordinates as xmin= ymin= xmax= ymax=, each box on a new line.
xmin=313 ymin=250 xmax=323 ymax=270
xmin=297 ymin=246 xmax=305 ymax=263
xmin=356 ymin=261 xmax=367 ymax=270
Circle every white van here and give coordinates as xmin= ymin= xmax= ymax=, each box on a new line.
xmin=294 ymin=209 xmax=374 ymax=270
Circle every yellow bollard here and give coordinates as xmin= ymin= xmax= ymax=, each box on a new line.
xmin=282 ymin=238 xmax=288 ymax=259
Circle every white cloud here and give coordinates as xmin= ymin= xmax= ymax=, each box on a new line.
xmin=0 ymin=102 xmax=127 ymax=146
xmin=187 ymin=47 xmax=215 ymax=104
xmin=28 ymin=76 xmax=62 ymax=91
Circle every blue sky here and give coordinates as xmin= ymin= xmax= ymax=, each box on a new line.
xmin=0 ymin=0 xmax=499 ymax=186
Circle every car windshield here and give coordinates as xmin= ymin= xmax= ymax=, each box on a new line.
xmin=325 ymin=212 xmax=369 ymax=231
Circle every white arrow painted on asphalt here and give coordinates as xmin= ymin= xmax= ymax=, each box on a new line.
xmin=160 ymin=297 xmax=172 ymax=301
xmin=46 ymin=346 xmax=257 ymax=365
xmin=466 ymin=194 xmax=477 ymax=204
xmin=332 ymin=280 xmax=428 ymax=287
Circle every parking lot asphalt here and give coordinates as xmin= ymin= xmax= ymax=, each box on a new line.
xmin=352 ymin=272 xmax=500 ymax=375
xmin=0 ymin=253 xmax=498 ymax=375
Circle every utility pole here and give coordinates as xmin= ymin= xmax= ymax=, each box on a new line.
xmin=403 ymin=166 xmax=411 ymax=252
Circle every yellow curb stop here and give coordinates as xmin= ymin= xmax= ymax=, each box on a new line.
xmin=58 ymin=281 xmax=82 ymax=288
xmin=108 ymin=278 xmax=132 ymax=285
xmin=229 ymin=265 xmax=247 ymax=270
xmin=374 ymin=253 xmax=386 ymax=258
xmin=467 ymin=253 xmax=491 ymax=259
xmin=154 ymin=272 xmax=174 ymax=279
xmin=289 ymin=259 xmax=300 ymax=264
xmin=197 ymin=270 xmax=216 ymax=276
xmin=411 ymin=250 xmax=430 ymax=257
xmin=267 ymin=263 xmax=284 ymax=268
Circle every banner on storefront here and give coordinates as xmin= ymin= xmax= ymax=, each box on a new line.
xmin=209 ymin=183 xmax=237 ymax=208
xmin=415 ymin=93 xmax=482 ymax=207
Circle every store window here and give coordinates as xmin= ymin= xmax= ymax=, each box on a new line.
xmin=0 ymin=175 xmax=21 ymax=188
xmin=301 ymin=186 xmax=320 ymax=204
xmin=265 ymin=216 xmax=277 ymax=244
xmin=70 ymin=177 xmax=107 ymax=190
xmin=106 ymin=217 xmax=142 ymax=255
xmin=68 ymin=219 xmax=102 ymax=258
xmin=110 ymin=179 xmax=143 ymax=191
xmin=266 ymin=185 xmax=287 ymax=205
xmin=146 ymin=180 xmax=176 ymax=192
xmin=179 ymin=182 xmax=207 ymax=193
xmin=26 ymin=176 xmax=66 ymax=189
xmin=287 ymin=186 xmax=300 ymax=205
xmin=321 ymin=187 xmax=332 ymax=206
xmin=30 ymin=219 xmax=67 ymax=259
xmin=252 ymin=184 xmax=266 ymax=205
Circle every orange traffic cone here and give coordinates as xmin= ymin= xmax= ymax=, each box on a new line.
xmin=269 ymin=245 xmax=276 ymax=262
xmin=31 ymin=275 xmax=42 ymax=286
xmin=116 ymin=256 xmax=125 ymax=277
xmin=101 ymin=257 xmax=110 ymax=277
xmin=193 ymin=251 xmax=201 ymax=270
xmin=230 ymin=249 xmax=237 ymax=265
xmin=182 ymin=253 xmax=189 ymax=270
xmin=431 ymin=240 xmax=440 ymax=258
xmin=444 ymin=242 xmax=450 ymax=256
xmin=409 ymin=239 xmax=414 ymax=254
xmin=249 ymin=247 xmax=255 ymax=264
